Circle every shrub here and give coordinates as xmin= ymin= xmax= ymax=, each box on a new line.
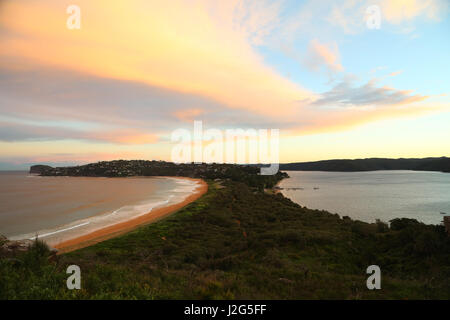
xmin=375 ymin=219 xmax=389 ymax=233
xmin=390 ymin=218 xmax=422 ymax=231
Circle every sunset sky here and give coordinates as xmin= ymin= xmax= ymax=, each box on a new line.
xmin=0 ymin=0 xmax=449 ymax=169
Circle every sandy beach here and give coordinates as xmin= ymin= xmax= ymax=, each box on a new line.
xmin=54 ymin=177 xmax=208 ymax=254
xmin=272 ymin=178 xmax=286 ymax=194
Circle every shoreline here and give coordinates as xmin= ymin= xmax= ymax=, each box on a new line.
xmin=273 ymin=175 xmax=288 ymax=194
xmin=54 ymin=177 xmax=208 ymax=254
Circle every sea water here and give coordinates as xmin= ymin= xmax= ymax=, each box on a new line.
xmin=0 ymin=172 xmax=200 ymax=245
xmin=279 ymin=170 xmax=450 ymax=225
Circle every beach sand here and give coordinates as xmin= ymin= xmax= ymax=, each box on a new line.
xmin=54 ymin=177 xmax=208 ymax=254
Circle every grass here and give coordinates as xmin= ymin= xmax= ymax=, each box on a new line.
xmin=1 ymin=179 xmax=449 ymax=299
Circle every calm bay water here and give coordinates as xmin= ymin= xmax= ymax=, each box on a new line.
xmin=0 ymin=172 xmax=199 ymax=245
xmin=279 ymin=170 xmax=450 ymax=225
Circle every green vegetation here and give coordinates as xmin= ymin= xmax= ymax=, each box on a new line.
xmin=29 ymin=165 xmax=53 ymax=174
xmin=280 ymin=157 xmax=450 ymax=173
xmin=1 ymin=174 xmax=449 ymax=299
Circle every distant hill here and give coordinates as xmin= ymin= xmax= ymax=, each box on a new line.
xmin=279 ymin=157 xmax=450 ymax=173
xmin=29 ymin=165 xmax=53 ymax=174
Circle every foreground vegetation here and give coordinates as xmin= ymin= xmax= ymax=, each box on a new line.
xmin=1 ymin=173 xmax=450 ymax=299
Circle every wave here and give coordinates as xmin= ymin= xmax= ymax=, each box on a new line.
xmin=10 ymin=179 xmax=199 ymax=246
xmin=28 ymin=222 xmax=91 ymax=240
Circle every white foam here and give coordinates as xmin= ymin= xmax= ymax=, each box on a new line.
xmin=29 ymin=222 xmax=90 ymax=239
xmin=11 ymin=178 xmax=200 ymax=247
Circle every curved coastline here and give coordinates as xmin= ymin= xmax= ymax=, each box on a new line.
xmin=54 ymin=177 xmax=208 ymax=254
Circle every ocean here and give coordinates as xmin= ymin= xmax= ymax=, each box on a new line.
xmin=0 ymin=171 xmax=200 ymax=245
xmin=279 ymin=170 xmax=450 ymax=225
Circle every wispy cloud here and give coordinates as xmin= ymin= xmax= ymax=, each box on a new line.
xmin=311 ymin=78 xmax=429 ymax=109
xmin=323 ymin=0 xmax=449 ymax=34
xmin=0 ymin=152 xmax=146 ymax=169
xmin=303 ymin=39 xmax=344 ymax=75
xmin=389 ymin=71 xmax=403 ymax=77
xmin=381 ymin=0 xmax=449 ymax=24
xmin=0 ymin=121 xmax=158 ymax=145
xmin=232 ymin=0 xmax=284 ymax=46
xmin=173 ymin=109 xmax=205 ymax=123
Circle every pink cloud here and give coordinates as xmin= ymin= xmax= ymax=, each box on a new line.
xmin=304 ymin=39 xmax=344 ymax=74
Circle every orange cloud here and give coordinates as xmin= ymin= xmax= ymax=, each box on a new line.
xmin=288 ymin=102 xmax=446 ymax=136
xmin=173 ymin=109 xmax=205 ymax=122
xmin=0 ymin=0 xmax=313 ymax=118
xmin=28 ymin=152 xmax=144 ymax=164
xmin=87 ymin=130 xmax=158 ymax=145
xmin=389 ymin=71 xmax=403 ymax=77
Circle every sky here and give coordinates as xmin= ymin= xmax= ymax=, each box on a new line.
xmin=0 ymin=0 xmax=449 ymax=169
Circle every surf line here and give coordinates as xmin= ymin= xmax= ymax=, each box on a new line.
xmin=29 ymin=222 xmax=90 ymax=239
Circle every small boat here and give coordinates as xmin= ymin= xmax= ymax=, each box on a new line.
xmin=313 ymin=187 xmax=319 ymax=190
xmin=440 ymin=212 xmax=448 ymax=215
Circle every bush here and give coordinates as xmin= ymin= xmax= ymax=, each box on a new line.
xmin=389 ymin=218 xmax=422 ymax=231
xmin=21 ymin=239 xmax=51 ymax=271
xmin=375 ymin=219 xmax=389 ymax=233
